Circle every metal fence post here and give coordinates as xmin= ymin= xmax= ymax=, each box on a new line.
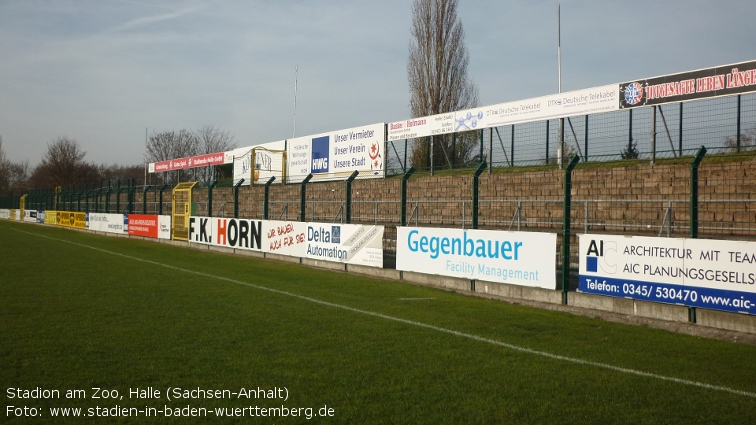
xmin=345 ymin=170 xmax=359 ymax=224
xmin=128 ymin=179 xmax=136 ymax=214
xmin=142 ymin=185 xmax=149 ymax=214
xmin=300 ymin=174 xmax=313 ymax=222
xmin=207 ymin=180 xmax=217 ymax=217
xmin=690 ymin=146 xmax=706 ymax=239
xmin=562 ymin=155 xmax=581 ymax=304
xmin=401 ymin=167 xmax=416 ymax=226
xmin=471 ymin=162 xmax=487 ymax=229
xmin=264 ymin=176 xmax=276 ymax=220
xmin=233 ymin=179 xmax=245 ymax=218
xmin=159 ymin=184 xmax=168 ymax=215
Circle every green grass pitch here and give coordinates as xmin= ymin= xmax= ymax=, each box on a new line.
xmin=1 ymin=220 xmax=755 ymax=424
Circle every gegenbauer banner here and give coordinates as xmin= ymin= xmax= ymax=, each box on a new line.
xmin=396 ymin=227 xmax=557 ymax=289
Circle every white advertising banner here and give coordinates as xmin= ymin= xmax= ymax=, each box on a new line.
xmin=0 ymin=209 xmax=9 ymax=219
xmin=23 ymin=210 xmax=38 ymax=223
xmin=388 ymin=85 xmax=618 ymax=141
xmin=158 ymin=215 xmax=171 ymax=239
xmin=286 ymin=123 xmax=385 ymax=183
xmin=302 ymin=223 xmax=384 ymax=267
xmin=188 ymin=217 xmax=384 ymax=267
xmin=263 ymin=220 xmax=308 ymax=257
xmin=578 ymin=234 xmax=756 ymax=314
xmin=396 ymin=227 xmax=557 ymax=289
xmin=231 ymin=140 xmax=286 ymax=186
xmin=188 ymin=216 xmax=264 ymax=251
xmin=88 ymin=213 xmax=128 ymax=234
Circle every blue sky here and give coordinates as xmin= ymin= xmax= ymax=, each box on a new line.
xmin=1 ymin=0 xmax=755 ymax=166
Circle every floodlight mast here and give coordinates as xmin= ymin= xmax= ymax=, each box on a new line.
xmin=557 ymin=3 xmax=564 ymax=168
xmin=293 ymin=65 xmax=298 ymax=139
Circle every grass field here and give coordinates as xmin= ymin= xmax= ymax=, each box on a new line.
xmin=1 ymin=219 xmax=755 ymax=424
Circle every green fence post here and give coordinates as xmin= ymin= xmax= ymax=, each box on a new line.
xmin=300 ymin=174 xmax=313 ymax=222
xmin=207 ymin=180 xmax=217 ymax=217
xmin=345 ymin=170 xmax=359 ymax=224
xmin=159 ymin=184 xmax=168 ymax=215
xmin=688 ymin=146 xmax=706 ymax=324
xmin=471 ymin=162 xmax=487 ymax=230
xmin=690 ymin=146 xmax=706 ymax=239
xmin=116 ymin=179 xmax=122 ymax=213
xmin=400 ymin=167 xmax=416 ymax=226
xmin=142 ymin=185 xmax=149 ymax=214
xmin=128 ymin=179 xmax=136 ymax=214
xmin=562 ymin=155 xmax=581 ymax=305
xmin=264 ymin=176 xmax=276 ymax=220
xmin=233 ymin=179 xmax=245 ymax=219
xmin=105 ymin=182 xmax=112 ymax=213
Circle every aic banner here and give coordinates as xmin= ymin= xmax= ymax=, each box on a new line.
xmin=128 ymin=214 xmax=171 ymax=239
xmin=188 ymin=217 xmax=384 ymax=268
xmin=88 ymin=213 xmax=127 ymax=234
xmin=578 ymin=234 xmax=756 ymax=315
xmin=396 ymin=227 xmax=557 ymax=289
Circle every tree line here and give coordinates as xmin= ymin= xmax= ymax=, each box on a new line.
xmin=0 ymin=125 xmax=236 ymax=194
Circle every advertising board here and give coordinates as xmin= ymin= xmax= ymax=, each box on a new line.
xmin=56 ymin=211 xmax=86 ymax=229
xmin=0 ymin=209 xmax=9 ymax=219
xmin=188 ymin=216 xmax=265 ymax=252
xmin=388 ymin=85 xmax=618 ymax=141
xmin=301 ymin=223 xmax=384 ymax=267
xmin=23 ymin=210 xmax=38 ymax=223
xmin=578 ymin=234 xmax=756 ymax=314
xmin=188 ymin=217 xmax=384 ymax=267
xmin=44 ymin=211 xmax=57 ymax=225
xmin=231 ymin=140 xmax=286 ymax=186
xmin=287 ymin=123 xmax=385 ymax=183
xmin=88 ymin=213 xmax=127 ymax=234
xmin=396 ymin=227 xmax=557 ymax=289
xmin=128 ymin=214 xmax=172 ymax=239
xmin=619 ymin=59 xmax=756 ymax=109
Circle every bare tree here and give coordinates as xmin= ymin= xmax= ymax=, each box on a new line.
xmin=0 ymin=135 xmax=9 ymax=194
xmin=193 ymin=125 xmax=236 ymax=185
xmin=407 ymin=0 xmax=479 ymax=169
xmin=35 ymin=137 xmax=98 ymax=187
xmin=145 ymin=130 xmax=199 ymax=185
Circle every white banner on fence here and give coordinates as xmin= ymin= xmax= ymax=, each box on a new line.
xmin=23 ymin=210 xmax=38 ymax=223
xmin=0 ymin=209 xmax=9 ymax=219
xmin=287 ymin=123 xmax=385 ymax=183
xmin=188 ymin=216 xmax=265 ymax=251
xmin=88 ymin=213 xmax=128 ymax=234
xmin=578 ymin=234 xmax=756 ymax=314
xmin=388 ymin=84 xmax=618 ymax=141
xmin=231 ymin=140 xmax=286 ymax=186
xmin=302 ymin=223 xmax=384 ymax=267
xmin=396 ymin=227 xmax=557 ymax=289
xmin=264 ymin=220 xmax=308 ymax=257
xmin=188 ymin=217 xmax=384 ymax=267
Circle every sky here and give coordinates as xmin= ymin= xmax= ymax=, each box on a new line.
xmin=1 ymin=0 xmax=755 ymax=167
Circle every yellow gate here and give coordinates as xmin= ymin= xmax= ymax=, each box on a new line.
xmin=171 ymin=182 xmax=197 ymax=241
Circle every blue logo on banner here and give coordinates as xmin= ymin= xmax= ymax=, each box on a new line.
xmin=331 ymin=226 xmax=340 ymax=243
xmin=311 ymin=136 xmax=330 ymax=173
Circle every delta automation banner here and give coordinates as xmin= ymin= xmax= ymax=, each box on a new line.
xmin=578 ymin=234 xmax=756 ymax=314
xmin=188 ymin=217 xmax=384 ymax=268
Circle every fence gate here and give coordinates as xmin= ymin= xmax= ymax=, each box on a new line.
xmin=171 ymin=182 xmax=197 ymax=241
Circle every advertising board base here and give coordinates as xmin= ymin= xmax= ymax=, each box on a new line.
xmin=475 ymin=279 xmax=563 ymax=304
xmin=570 ymin=292 xmax=689 ymax=322
xmin=402 ymin=271 xmax=472 ymax=292
xmin=697 ymin=309 xmax=756 ymax=334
